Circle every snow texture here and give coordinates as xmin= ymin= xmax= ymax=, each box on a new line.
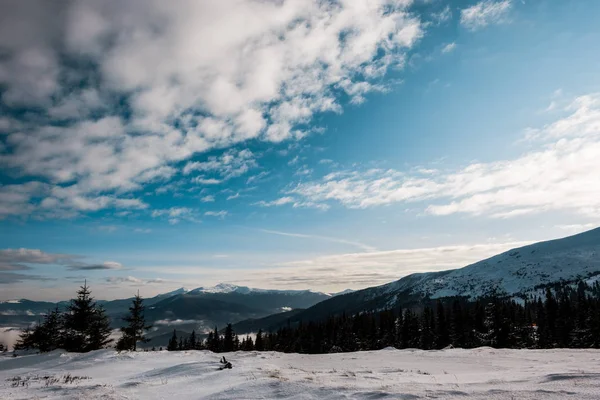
xmin=1 ymin=348 xmax=600 ymax=399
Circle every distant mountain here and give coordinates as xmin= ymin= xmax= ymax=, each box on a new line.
xmin=188 ymin=283 xmax=329 ymax=297
xmin=232 ymin=309 xmax=305 ymax=334
xmin=0 ymin=283 xmax=331 ymax=340
xmin=240 ymin=227 xmax=600 ymax=332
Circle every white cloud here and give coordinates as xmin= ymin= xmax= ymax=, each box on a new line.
xmin=106 ymin=276 xmax=165 ymax=285
xmin=192 ymin=178 xmax=222 ymax=185
xmin=134 ymin=228 xmax=152 ymax=234
xmin=151 ymin=207 xmax=198 ymax=224
xmin=246 ymin=171 xmax=270 ymax=185
xmin=441 ymin=42 xmax=457 ymax=54
xmin=200 ymin=195 xmax=215 ymax=203
xmin=226 ymin=193 xmax=240 ymax=201
xmin=254 ymin=197 xmax=296 ymax=207
xmin=204 ymin=211 xmax=228 ymax=218
xmin=431 ymin=5 xmax=452 ymax=25
xmin=287 ymin=94 xmax=600 ymax=219
xmin=183 ymin=149 xmax=257 ymax=179
xmin=0 ymin=0 xmax=423 ymax=219
xmin=460 ymin=0 xmax=512 ymax=31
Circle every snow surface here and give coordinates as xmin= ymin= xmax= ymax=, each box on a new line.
xmin=1 ymin=348 xmax=599 ymax=399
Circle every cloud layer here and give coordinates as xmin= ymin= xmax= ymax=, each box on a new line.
xmin=281 ymin=94 xmax=600 ymax=219
xmin=0 ymin=0 xmax=422 ymax=219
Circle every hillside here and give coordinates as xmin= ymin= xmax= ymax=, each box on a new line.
xmin=240 ymin=227 xmax=600 ymax=332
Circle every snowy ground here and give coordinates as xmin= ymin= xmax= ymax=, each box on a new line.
xmin=1 ymin=348 xmax=600 ymax=399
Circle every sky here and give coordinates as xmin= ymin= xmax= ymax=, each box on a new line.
xmin=1 ymin=0 xmax=600 ymax=301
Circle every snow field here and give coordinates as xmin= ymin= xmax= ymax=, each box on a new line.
xmin=1 ymin=347 xmax=600 ymax=399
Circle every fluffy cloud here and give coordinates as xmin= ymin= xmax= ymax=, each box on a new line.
xmin=183 ymin=149 xmax=257 ymax=179
xmin=0 ymin=0 xmax=422 ymax=219
xmin=285 ymin=94 xmax=600 ymax=219
xmin=460 ymin=0 xmax=512 ymax=30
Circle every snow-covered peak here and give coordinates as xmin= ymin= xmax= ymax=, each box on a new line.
xmin=188 ymin=283 xmax=328 ymax=296
xmin=155 ymin=287 xmax=189 ymax=298
xmin=386 ymin=227 xmax=600 ymax=300
xmin=189 ymin=283 xmax=250 ymax=294
xmin=0 ymin=300 xmax=22 ymax=304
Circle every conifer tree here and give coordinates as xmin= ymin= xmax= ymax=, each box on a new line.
xmin=117 ymin=292 xmax=152 ymax=351
xmin=189 ymin=330 xmax=197 ymax=350
xmin=223 ymin=323 xmax=235 ymax=352
xmin=167 ymin=330 xmax=178 ymax=351
xmin=38 ymin=307 xmax=63 ymax=352
xmin=63 ymin=282 xmax=112 ymax=352
xmin=255 ymin=329 xmax=264 ymax=351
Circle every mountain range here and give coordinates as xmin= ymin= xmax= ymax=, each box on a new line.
xmin=2 ymin=227 xmax=599 ymax=344
xmin=232 ymin=227 xmax=600 ymax=333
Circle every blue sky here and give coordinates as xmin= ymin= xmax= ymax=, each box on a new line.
xmin=1 ymin=0 xmax=600 ymax=300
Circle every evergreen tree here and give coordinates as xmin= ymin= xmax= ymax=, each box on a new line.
xmin=167 ymin=329 xmax=178 ymax=351
xmin=255 ymin=329 xmax=264 ymax=351
xmin=87 ymin=305 xmax=113 ymax=351
xmin=62 ymin=282 xmax=112 ymax=352
xmin=189 ymin=330 xmax=197 ymax=350
xmin=117 ymin=292 xmax=152 ymax=351
xmin=14 ymin=325 xmax=38 ymax=351
xmin=435 ymin=300 xmax=450 ymax=349
xmin=223 ymin=323 xmax=235 ymax=352
xmin=38 ymin=307 xmax=63 ymax=352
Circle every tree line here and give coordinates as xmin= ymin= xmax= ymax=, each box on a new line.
xmin=15 ymin=282 xmax=150 ymax=353
xmin=167 ymin=280 xmax=600 ymax=354
xmin=15 ymin=279 xmax=600 ymax=354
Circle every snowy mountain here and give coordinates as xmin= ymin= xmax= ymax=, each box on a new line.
xmin=239 ymin=227 xmax=600 ymax=333
xmin=188 ymin=283 xmax=328 ymax=296
xmin=392 ymin=226 xmax=600 ymax=300
xmin=0 ymin=283 xmax=331 ymax=340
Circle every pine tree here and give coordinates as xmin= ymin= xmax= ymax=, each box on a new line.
xmin=435 ymin=300 xmax=450 ymax=349
xmin=62 ymin=282 xmax=111 ymax=352
xmin=189 ymin=330 xmax=197 ymax=350
xmin=167 ymin=330 xmax=178 ymax=351
xmin=223 ymin=323 xmax=235 ymax=352
xmin=255 ymin=329 xmax=264 ymax=351
xmin=38 ymin=307 xmax=63 ymax=352
xmin=117 ymin=292 xmax=152 ymax=351
xmin=14 ymin=325 xmax=38 ymax=351
xmin=87 ymin=305 xmax=113 ymax=351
